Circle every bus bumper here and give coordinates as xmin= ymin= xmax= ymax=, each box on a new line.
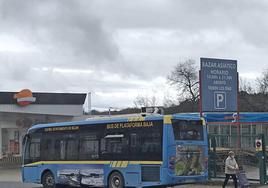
xmin=162 ymin=168 xmax=208 ymax=185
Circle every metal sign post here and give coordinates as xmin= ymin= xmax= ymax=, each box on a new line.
xmin=200 ymin=58 xmax=238 ymax=181
xmin=200 ymin=57 xmax=240 ymax=149
xmin=256 ymin=134 xmax=267 ymax=185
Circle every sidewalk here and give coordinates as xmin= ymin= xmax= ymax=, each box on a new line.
xmin=197 ymin=180 xmax=267 ymax=188
xmin=0 ymin=167 xmax=21 ymax=182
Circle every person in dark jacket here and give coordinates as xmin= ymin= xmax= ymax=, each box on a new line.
xmin=222 ymin=151 xmax=239 ymax=188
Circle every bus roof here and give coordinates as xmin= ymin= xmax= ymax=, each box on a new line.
xmin=28 ymin=114 xmax=161 ymax=132
xmin=28 ymin=113 xmax=201 ymax=132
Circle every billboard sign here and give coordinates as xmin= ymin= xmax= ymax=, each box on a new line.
xmin=200 ymin=58 xmax=238 ymax=112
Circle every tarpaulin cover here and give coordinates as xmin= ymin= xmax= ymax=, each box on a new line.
xmin=204 ymin=112 xmax=268 ymax=123
xmin=172 ymin=112 xmax=268 ymax=123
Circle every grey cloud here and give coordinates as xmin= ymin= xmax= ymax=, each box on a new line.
xmin=92 ymin=0 xmax=268 ymax=48
xmin=91 ymin=0 xmax=267 ymax=29
xmin=0 ymin=53 xmax=33 ymax=80
xmin=0 ymin=62 xmax=144 ymax=93
xmin=0 ymin=0 xmax=119 ymax=68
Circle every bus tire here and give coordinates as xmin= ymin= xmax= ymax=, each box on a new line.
xmin=108 ymin=171 xmax=125 ymax=188
xmin=41 ymin=171 xmax=56 ymax=188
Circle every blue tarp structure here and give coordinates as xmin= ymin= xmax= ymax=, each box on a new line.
xmin=204 ymin=112 xmax=268 ymax=123
xmin=175 ymin=112 xmax=268 ymax=124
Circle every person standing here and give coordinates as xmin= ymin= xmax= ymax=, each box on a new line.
xmin=222 ymin=151 xmax=239 ymax=188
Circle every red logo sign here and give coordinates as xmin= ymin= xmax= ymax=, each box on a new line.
xmin=13 ymin=89 xmax=36 ymax=106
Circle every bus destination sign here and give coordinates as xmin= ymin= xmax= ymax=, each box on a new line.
xmin=107 ymin=121 xmax=154 ymax=129
xmin=44 ymin=126 xmax=79 ymax=132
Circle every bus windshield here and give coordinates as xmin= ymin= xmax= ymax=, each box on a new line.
xmin=172 ymin=120 xmax=203 ymax=141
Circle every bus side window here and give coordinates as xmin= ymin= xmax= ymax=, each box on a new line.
xmin=130 ymin=133 xmax=141 ymax=155
xmin=53 ymin=140 xmax=61 ymax=160
xmin=59 ymin=140 xmax=66 ymax=160
xmin=66 ymin=139 xmax=78 ymax=160
xmin=50 ymin=140 xmax=66 ymax=160
xmin=100 ymin=134 xmax=129 ymax=160
xmin=53 ymin=133 xmax=79 ymax=161
xmin=79 ymin=134 xmax=99 ymax=160
xmin=41 ymin=138 xmax=55 ymax=160
xmin=140 ymin=132 xmax=161 ymax=159
xmin=130 ymin=133 xmax=137 ymax=147
xmin=100 ymin=138 xmax=106 ymax=153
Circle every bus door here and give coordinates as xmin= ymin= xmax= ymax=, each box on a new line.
xmin=22 ymin=135 xmax=41 ymax=183
xmin=169 ymin=119 xmax=207 ymax=176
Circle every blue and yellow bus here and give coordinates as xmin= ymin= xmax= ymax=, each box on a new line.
xmin=22 ymin=114 xmax=208 ymax=188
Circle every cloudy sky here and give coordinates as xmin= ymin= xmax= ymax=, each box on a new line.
xmin=0 ymin=0 xmax=268 ymax=110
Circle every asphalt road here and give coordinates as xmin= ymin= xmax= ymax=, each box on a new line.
xmin=0 ymin=183 xmax=224 ymax=188
xmin=0 ymin=182 xmax=42 ymax=188
xmin=0 ymin=168 xmax=222 ymax=188
xmin=2 ymin=182 xmax=268 ymax=188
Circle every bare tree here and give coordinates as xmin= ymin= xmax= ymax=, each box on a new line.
xmin=163 ymin=91 xmax=177 ymax=107
xmin=167 ymin=59 xmax=199 ymax=102
xmin=133 ymin=94 xmax=158 ymax=107
xmin=257 ymin=69 xmax=268 ymax=94
xmin=239 ymin=77 xmax=254 ymax=94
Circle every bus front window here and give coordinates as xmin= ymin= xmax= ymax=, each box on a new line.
xmin=22 ymin=134 xmax=29 ymax=146
xmin=172 ymin=120 xmax=204 ymax=141
xmin=23 ymin=135 xmax=40 ymax=165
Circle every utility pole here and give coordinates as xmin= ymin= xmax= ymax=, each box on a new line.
xmin=87 ymin=92 xmax=91 ymax=115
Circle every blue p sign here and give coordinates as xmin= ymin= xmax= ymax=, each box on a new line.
xmin=214 ymin=92 xmax=226 ymax=110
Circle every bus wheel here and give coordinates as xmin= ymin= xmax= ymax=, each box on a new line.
xmin=108 ymin=172 xmax=124 ymax=188
xmin=42 ymin=171 xmax=56 ymax=188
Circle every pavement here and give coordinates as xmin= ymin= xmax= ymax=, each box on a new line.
xmin=0 ymin=167 xmax=267 ymax=187
xmin=0 ymin=167 xmax=21 ymax=182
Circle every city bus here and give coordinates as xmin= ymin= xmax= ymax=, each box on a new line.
xmin=22 ymin=114 xmax=208 ymax=188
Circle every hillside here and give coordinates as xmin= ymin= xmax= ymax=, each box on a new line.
xmin=90 ymin=92 xmax=268 ymax=115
